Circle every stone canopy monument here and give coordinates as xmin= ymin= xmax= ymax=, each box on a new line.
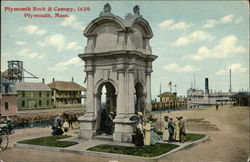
xmin=78 ymin=3 xmax=157 ymax=143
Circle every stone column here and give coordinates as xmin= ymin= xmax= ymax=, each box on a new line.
xmin=113 ymin=68 xmax=135 ymax=143
xmin=116 ymin=69 xmax=126 ymax=116
xmin=85 ymin=71 xmax=95 ymax=116
xmin=146 ymin=69 xmax=152 ymax=111
xmin=95 ymin=92 xmax=102 ymax=131
xmin=128 ymin=68 xmax=135 ymax=116
xmin=78 ymin=70 xmax=96 ymax=139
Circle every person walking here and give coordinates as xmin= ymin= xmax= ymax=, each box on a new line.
xmin=162 ymin=116 xmax=169 ymax=141
xmin=216 ymin=104 xmax=219 ymax=111
xmin=168 ymin=118 xmax=175 ymax=142
xmin=179 ymin=116 xmax=186 ymax=143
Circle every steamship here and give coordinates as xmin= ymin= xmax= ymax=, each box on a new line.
xmin=187 ymin=78 xmax=236 ymax=108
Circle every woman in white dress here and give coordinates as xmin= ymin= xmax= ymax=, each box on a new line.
xmin=162 ymin=116 xmax=169 ymax=141
xmin=173 ymin=116 xmax=180 ymax=141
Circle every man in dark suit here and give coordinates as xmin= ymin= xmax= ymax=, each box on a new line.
xmin=168 ymin=118 xmax=175 ymax=142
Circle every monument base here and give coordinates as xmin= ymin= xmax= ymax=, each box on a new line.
xmin=113 ymin=116 xmax=136 ymax=143
xmin=78 ymin=115 xmax=96 ymax=139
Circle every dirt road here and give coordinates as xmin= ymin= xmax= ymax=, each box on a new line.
xmin=0 ymin=106 xmax=249 ymax=162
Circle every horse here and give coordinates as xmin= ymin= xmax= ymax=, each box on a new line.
xmin=61 ymin=112 xmax=79 ymax=129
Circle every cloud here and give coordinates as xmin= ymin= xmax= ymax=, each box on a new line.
xmin=60 ymin=15 xmax=85 ymax=30
xmin=17 ymin=48 xmax=44 ymax=59
xmin=164 ymin=63 xmax=199 ymax=72
xmin=216 ymin=63 xmax=247 ymax=75
xmin=173 ymin=31 xmax=214 ymax=46
xmin=48 ymin=57 xmax=82 ymax=71
xmin=183 ymin=35 xmax=247 ymax=61
xmin=158 ymin=19 xmax=192 ymax=30
xmin=203 ymin=14 xmax=242 ymax=28
xmin=37 ymin=34 xmax=82 ymax=51
xmin=24 ymin=25 xmax=47 ymax=35
xmin=16 ymin=41 xmax=27 ymax=45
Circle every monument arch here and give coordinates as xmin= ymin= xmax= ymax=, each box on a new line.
xmin=78 ymin=3 xmax=157 ymax=143
xmin=95 ymin=81 xmax=117 ymax=134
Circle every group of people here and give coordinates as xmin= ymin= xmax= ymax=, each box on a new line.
xmin=51 ymin=112 xmax=69 ymax=136
xmin=100 ymin=110 xmax=115 ymax=135
xmin=163 ymin=116 xmax=186 ymax=143
xmin=132 ymin=112 xmax=162 ymax=146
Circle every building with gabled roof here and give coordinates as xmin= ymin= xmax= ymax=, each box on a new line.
xmin=47 ymin=79 xmax=86 ymax=107
xmin=15 ymin=82 xmax=52 ymax=109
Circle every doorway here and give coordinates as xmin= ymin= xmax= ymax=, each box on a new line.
xmin=96 ymin=82 xmax=117 ymax=135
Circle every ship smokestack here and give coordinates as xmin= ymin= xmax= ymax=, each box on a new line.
xmin=205 ymin=78 xmax=209 ymax=94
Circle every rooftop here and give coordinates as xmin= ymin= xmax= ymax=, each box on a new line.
xmin=15 ymin=82 xmax=51 ymax=91
xmin=159 ymin=92 xmax=176 ymax=97
xmin=47 ymin=81 xmax=86 ymax=91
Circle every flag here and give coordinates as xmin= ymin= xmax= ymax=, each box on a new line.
xmin=168 ymin=81 xmax=172 ymax=87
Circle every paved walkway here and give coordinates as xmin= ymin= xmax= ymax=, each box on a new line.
xmin=14 ymin=134 xmax=209 ymax=162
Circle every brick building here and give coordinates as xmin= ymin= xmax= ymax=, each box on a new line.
xmin=0 ymin=77 xmax=17 ymax=116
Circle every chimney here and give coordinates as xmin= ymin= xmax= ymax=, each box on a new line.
xmin=72 ymin=77 xmax=74 ymax=82
xmin=205 ymin=78 xmax=209 ymax=94
xmin=42 ymin=78 xmax=45 ymax=84
xmin=53 ymin=78 xmax=55 ymax=83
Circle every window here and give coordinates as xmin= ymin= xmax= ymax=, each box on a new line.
xmin=39 ymin=100 xmax=42 ymax=106
xmin=4 ymin=102 xmax=9 ymax=111
xmin=22 ymin=100 xmax=25 ymax=107
xmin=22 ymin=92 xmax=25 ymax=97
xmin=47 ymin=100 xmax=49 ymax=106
xmin=47 ymin=92 xmax=49 ymax=97
xmin=39 ymin=92 xmax=42 ymax=97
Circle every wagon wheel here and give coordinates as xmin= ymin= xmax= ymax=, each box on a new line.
xmin=0 ymin=133 xmax=8 ymax=151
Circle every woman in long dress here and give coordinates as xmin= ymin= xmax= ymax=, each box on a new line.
xmin=162 ymin=116 xmax=169 ymax=141
xmin=173 ymin=116 xmax=180 ymax=141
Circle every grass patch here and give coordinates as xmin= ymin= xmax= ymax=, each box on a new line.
xmin=17 ymin=135 xmax=78 ymax=148
xmin=186 ymin=133 xmax=206 ymax=142
xmin=88 ymin=143 xmax=179 ymax=157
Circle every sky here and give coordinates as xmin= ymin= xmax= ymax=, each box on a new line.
xmin=1 ymin=1 xmax=249 ymax=100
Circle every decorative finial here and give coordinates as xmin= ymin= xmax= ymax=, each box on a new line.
xmin=133 ymin=5 xmax=140 ymax=15
xmin=104 ymin=3 xmax=111 ymax=12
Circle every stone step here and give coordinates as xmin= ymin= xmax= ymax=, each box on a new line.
xmin=93 ymin=135 xmax=113 ymax=141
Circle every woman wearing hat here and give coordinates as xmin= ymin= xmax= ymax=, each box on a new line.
xmin=137 ymin=112 xmax=143 ymax=125
xmin=162 ymin=116 xmax=169 ymax=141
